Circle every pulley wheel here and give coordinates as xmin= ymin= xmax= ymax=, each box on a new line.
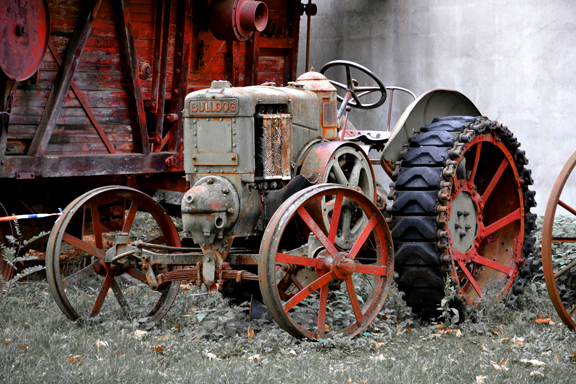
xmin=0 ymin=0 xmax=50 ymax=81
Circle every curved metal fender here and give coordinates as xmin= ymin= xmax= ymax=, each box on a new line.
xmin=381 ymin=89 xmax=481 ymax=178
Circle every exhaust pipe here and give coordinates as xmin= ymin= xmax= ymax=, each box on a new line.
xmin=210 ymin=0 xmax=268 ymax=42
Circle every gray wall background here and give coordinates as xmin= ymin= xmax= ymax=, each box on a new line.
xmin=297 ymin=0 xmax=576 ymax=215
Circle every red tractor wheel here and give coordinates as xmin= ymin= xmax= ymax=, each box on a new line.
xmin=390 ymin=117 xmax=536 ymax=318
xmin=46 ymin=186 xmax=181 ymax=327
xmin=542 ymin=150 xmax=576 ymax=329
xmin=259 ymin=184 xmax=393 ymax=339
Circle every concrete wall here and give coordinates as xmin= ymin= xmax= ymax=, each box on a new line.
xmin=297 ymin=0 xmax=576 ymax=214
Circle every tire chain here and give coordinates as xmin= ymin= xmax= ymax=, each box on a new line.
xmin=386 ymin=116 xmax=537 ymax=317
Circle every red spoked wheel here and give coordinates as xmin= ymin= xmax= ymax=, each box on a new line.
xmin=448 ymin=131 xmax=526 ymax=303
xmin=259 ymin=184 xmax=393 ymax=339
xmin=542 ymin=151 xmax=576 ymax=329
xmin=46 ymin=186 xmax=181 ymax=326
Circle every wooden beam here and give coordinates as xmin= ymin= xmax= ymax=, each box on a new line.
xmin=150 ymin=0 xmax=165 ymax=113
xmin=47 ymin=40 xmax=115 ymax=154
xmin=225 ymin=41 xmax=241 ymax=86
xmin=168 ymin=0 xmax=193 ymax=152
xmin=113 ymin=0 xmax=150 ymax=154
xmin=287 ymin=0 xmax=303 ymax=82
xmin=0 ymin=77 xmax=15 ymax=157
xmin=28 ymin=1 xmax=100 ymax=157
xmin=245 ymin=33 xmax=260 ymax=86
xmin=154 ymin=0 xmax=172 ymax=147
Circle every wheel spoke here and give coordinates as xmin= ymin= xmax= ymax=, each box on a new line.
xmin=328 ymin=192 xmax=344 ymax=243
xmin=317 ymin=284 xmax=328 ymax=338
xmin=558 ymin=200 xmax=576 ymax=216
xmin=89 ymin=202 xmax=104 ymax=249
xmin=348 ymin=159 xmax=364 ymax=187
xmin=469 ymin=141 xmax=482 ymax=185
xmin=355 ymin=86 xmax=381 ymax=93
xmin=471 ymin=251 xmax=514 ymax=276
xmin=331 ymin=164 xmax=348 ymax=185
xmin=482 ymin=208 xmax=521 ymax=238
xmin=481 ymin=158 xmax=509 ymax=202
xmin=111 ymin=279 xmax=132 ymax=318
xmin=569 ymin=306 xmax=576 ymax=318
xmin=340 ymin=207 xmax=353 ymax=239
xmin=345 ymin=278 xmax=364 ymax=324
xmin=297 ymin=206 xmax=338 ymax=256
xmin=354 ymin=264 xmax=388 ymax=276
xmin=456 ymin=259 xmax=483 ymax=297
xmin=123 ymin=201 xmax=139 ymax=233
xmin=284 ymin=272 xmax=334 ymax=312
xmin=90 ymin=273 xmax=114 ymax=317
xmin=328 ymin=79 xmax=348 ymax=91
xmin=61 ymin=263 xmax=96 ymax=289
xmin=349 ymin=214 xmax=378 ymax=260
xmin=345 ymin=66 xmax=353 ymax=89
xmin=62 ymin=233 xmax=106 ymax=260
xmin=276 ymin=253 xmax=317 ymax=268
xmin=554 ymin=258 xmax=576 ymax=279
xmin=552 ymin=237 xmax=576 ymax=243
xmin=290 ymin=274 xmax=305 ymax=291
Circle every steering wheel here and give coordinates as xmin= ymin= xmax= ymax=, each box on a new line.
xmin=320 ymin=60 xmax=387 ymax=110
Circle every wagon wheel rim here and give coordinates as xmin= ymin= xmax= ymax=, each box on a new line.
xmin=259 ymin=184 xmax=393 ymax=339
xmin=448 ymin=134 xmax=524 ymax=304
xmin=45 ymin=186 xmax=180 ymax=326
xmin=542 ymin=150 xmax=576 ymax=329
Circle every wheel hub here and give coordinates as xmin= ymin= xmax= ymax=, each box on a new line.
xmin=316 ymin=250 xmax=355 ymax=280
xmin=449 ymin=188 xmax=479 ymax=253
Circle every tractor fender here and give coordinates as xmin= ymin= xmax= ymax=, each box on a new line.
xmin=381 ymin=89 xmax=481 ymax=179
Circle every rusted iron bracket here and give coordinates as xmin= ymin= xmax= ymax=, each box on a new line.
xmin=47 ymin=40 xmax=116 ymax=154
xmin=244 ymin=33 xmax=260 ymax=85
xmin=28 ymin=0 xmax=101 ymax=157
xmin=113 ymin=0 xmax=150 ymax=154
xmin=154 ymin=0 xmax=172 ymax=147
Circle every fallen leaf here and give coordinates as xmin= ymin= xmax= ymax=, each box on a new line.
xmin=150 ymin=345 xmax=164 ymax=353
xmin=289 ymin=350 xmax=296 ymax=355
xmin=204 ymin=352 xmax=221 ymax=361
xmin=530 ymin=371 xmax=544 ymax=377
xmin=406 ymin=328 xmax=412 ymax=333
xmin=1 ymin=339 xmax=10 ymax=344
xmin=25 ymin=322 xmax=31 ymax=327
xmin=512 ymin=336 xmax=524 ymax=345
xmin=69 ymin=355 xmax=80 ymax=363
xmin=520 ymin=359 xmax=545 ymax=366
xmin=489 ymin=329 xmax=500 ymax=336
xmin=115 ymin=348 xmax=121 ymax=355
xmin=499 ymin=337 xmax=511 ymax=343
xmin=535 ymin=314 xmax=555 ymax=325
xmin=248 ymin=326 xmax=254 ymax=340
xmin=490 ymin=358 xmax=509 ymax=370
xmin=373 ymin=327 xmax=381 ymax=331
xmin=133 ymin=330 xmax=149 ymax=339
xmin=555 ymin=354 xmax=560 ymax=361
xmin=475 ymin=376 xmax=486 ymax=384
xmin=434 ymin=324 xmax=445 ymax=330
xmin=478 ymin=344 xmax=488 ymax=352
xmin=247 ymin=354 xmax=261 ymax=361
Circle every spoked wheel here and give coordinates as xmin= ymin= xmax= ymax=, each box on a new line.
xmin=300 ymin=142 xmax=376 ymax=249
xmin=542 ymin=151 xmax=576 ymax=329
xmin=259 ymin=184 xmax=393 ymax=339
xmin=46 ymin=186 xmax=181 ymax=326
xmin=390 ymin=117 xmax=536 ymax=318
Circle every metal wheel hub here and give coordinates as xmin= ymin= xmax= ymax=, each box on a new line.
xmin=315 ymin=250 xmax=355 ymax=280
xmin=448 ymin=187 xmax=479 ymax=253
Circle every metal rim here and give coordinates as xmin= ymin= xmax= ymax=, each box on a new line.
xmin=449 ymin=133 xmax=524 ymax=304
xmin=45 ymin=186 xmax=181 ymax=326
xmin=300 ymin=143 xmax=376 ymax=249
xmin=258 ymin=184 xmax=393 ymax=339
xmin=542 ymin=150 xmax=576 ymax=329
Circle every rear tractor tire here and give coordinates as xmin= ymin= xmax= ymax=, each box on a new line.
xmin=388 ymin=116 xmax=536 ymax=319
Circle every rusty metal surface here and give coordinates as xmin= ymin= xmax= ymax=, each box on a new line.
xmin=542 ymin=150 xmax=576 ymax=329
xmin=256 ymin=114 xmax=291 ymax=180
xmin=258 ymin=184 xmax=393 ymax=339
xmin=210 ymin=0 xmax=268 ymax=42
xmin=0 ymin=0 xmax=50 ymax=81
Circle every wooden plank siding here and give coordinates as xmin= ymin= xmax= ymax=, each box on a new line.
xmin=5 ymin=0 xmax=303 ymax=166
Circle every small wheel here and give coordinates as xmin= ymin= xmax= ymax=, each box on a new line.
xmin=542 ymin=151 xmax=576 ymax=329
xmin=46 ymin=186 xmax=181 ymax=326
xmin=259 ymin=184 xmax=393 ymax=339
xmin=300 ymin=142 xmax=376 ymax=249
xmin=320 ymin=60 xmax=387 ymax=110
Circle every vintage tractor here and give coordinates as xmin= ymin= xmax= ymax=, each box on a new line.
xmin=45 ymin=60 xmax=536 ymax=339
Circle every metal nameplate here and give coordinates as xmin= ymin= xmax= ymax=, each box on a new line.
xmin=188 ymin=98 xmax=238 ymax=115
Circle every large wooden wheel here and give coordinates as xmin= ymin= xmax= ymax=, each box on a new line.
xmin=542 ymin=151 xmax=576 ymax=329
xmin=46 ymin=186 xmax=181 ymax=327
xmin=259 ymin=184 xmax=393 ymax=339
